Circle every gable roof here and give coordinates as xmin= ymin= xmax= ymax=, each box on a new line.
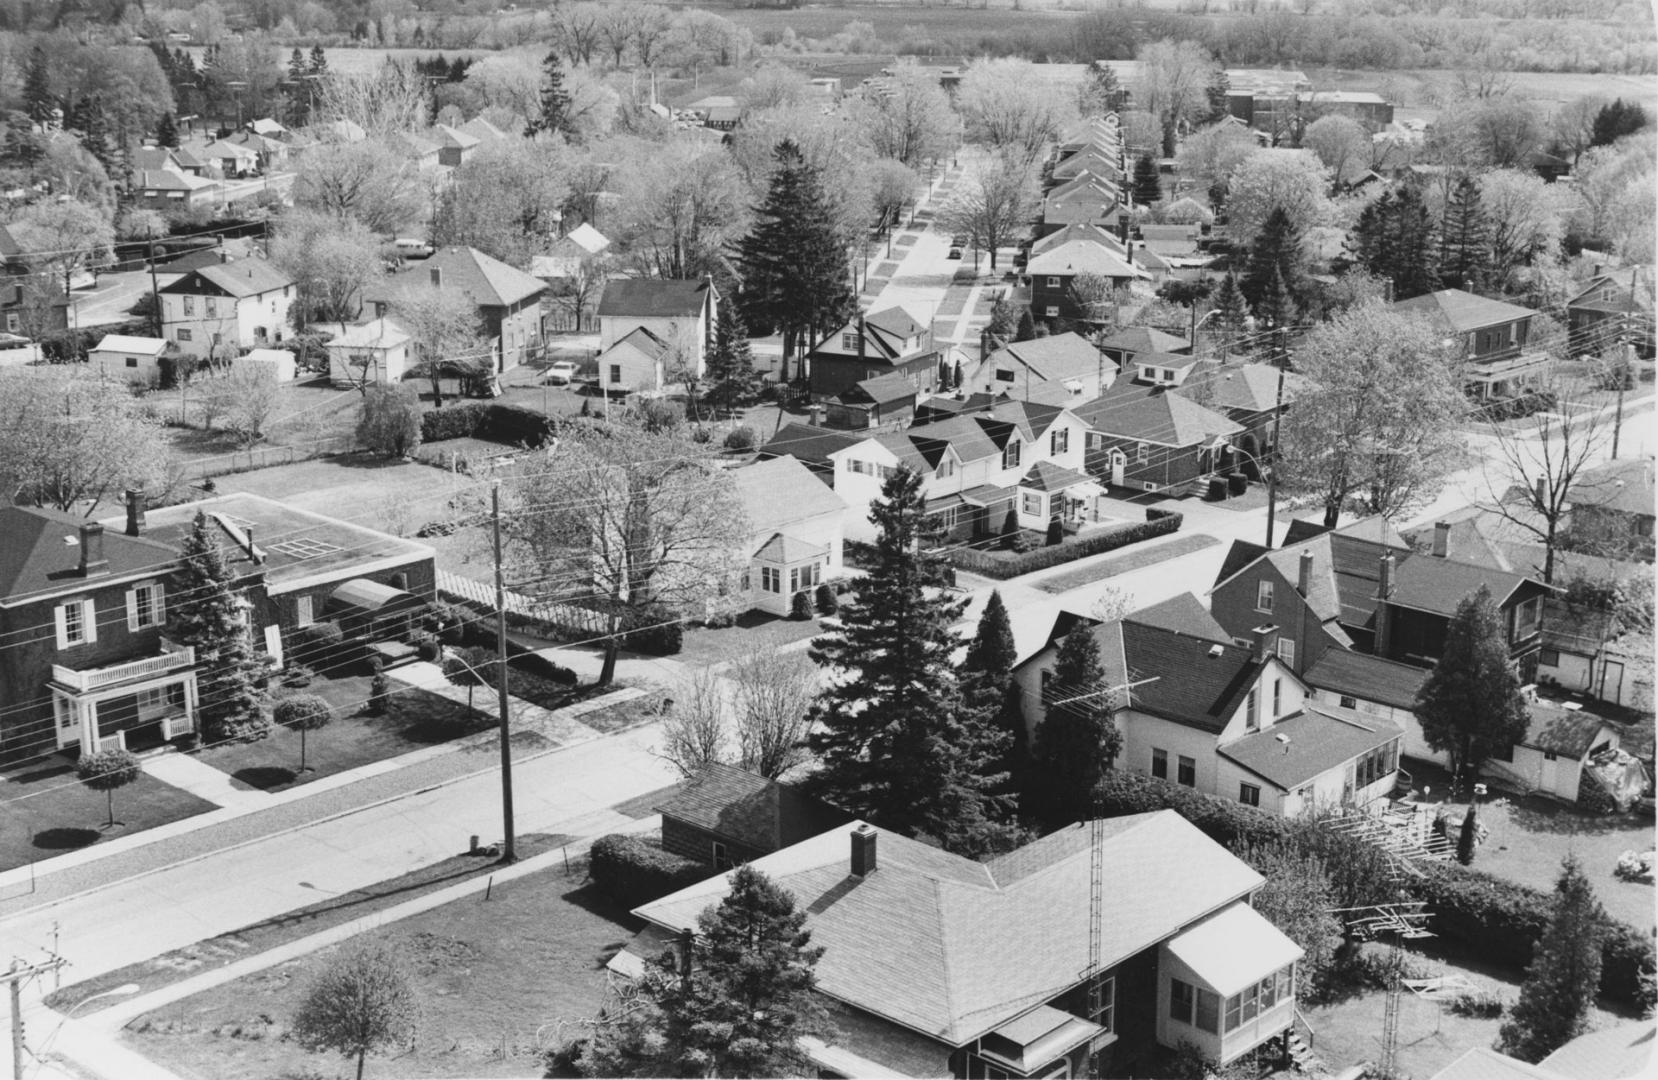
xmin=91 ymin=334 xmax=167 ymax=356
xmin=731 ymin=457 xmax=848 ymax=537
xmin=1572 ymin=457 xmax=1655 ymax=518
xmin=1392 ymin=288 xmax=1537 ymax=333
xmin=1539 ymin=1021 xmax=1656 ymax=1080
xmin=1071 ymin=381 xmax=1242 ymax=446
xmin=758 ymin=423 xmax=862 ymax=469
xmin=841 ymin=371 xmax=917 ymax=405
xmin=327 ymin=316 xmax=410 ymax=351
xmin=163 ymin=257 xmax=292 ymax=298
xmin=0 ymin=506 xmax=180 ymax=605
xmin=138 ymin=169 xmax=217 ymax=192
xmin=1100 ymin=325 xmax=1189 ymax=356
xmin=604 ymin=325 xmax=669 ymax=361
xmin=1121 ymin=621 xmax=1263 ymax=732
xmin=400 ymin=246 xmax=545 ymax=308
xmin=1027 ymin=238 xmax=1143 ymax=279
xmin=633 ymin=811 xmax=1265 ymax=1044
xmin=1019 ymin=461 xmax=1093 ymax=493
xmin=457 ymin=116 xmax=511 ymax=144
xmin=434 ymin=123 xmax=480 ymax=150
xmin=866 ymin=306 xmax=926 ymax=339
xmin=1431 ymin=1047 xmax=1569 ymax=1080
xmin=1302 ymin=649 xmax=1430 ymax=710
xmin=1523 ymin=700 xmax=1616 ymax=757
xmin=1031 ymin=222 xmax=1122 ymax=257
xmin=991 ymin=333 xmax=1112 ymax=385
xmin=597 ymin=277 xmax=711 ymax=319
xmin=656 ymin=763 xmax=849 ymax=852
xmin=1178 ymin=362 xmax=1301 ymax=413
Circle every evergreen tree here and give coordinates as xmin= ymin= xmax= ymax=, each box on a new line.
xmin=156 ymin=111 xmax=180 ymax=149
xmin=1256 ymin=266 xmax=1299 ymax=365
xmin=24 ymin=46 xmax=54 ymax=126
xmin=1132 ymin=152 xmax=1161 ymax=206
xmin=1205 ymin=68 xmax=1231 ymax=123
xmin=1031 ymin=624 xmax=1121 ymax=827
xmin=1590 ymin=98 xmax=1648 ymax=147
xmin=1242 ymin=207 xmax=1305 ymax=313
xmin=805 ymin=468 xmax=1016 ymax=857
xmin=288 ymin=48 xmax=308 ymax=82
xmin=526 ymin=50 xmax=573 ymax=139
xmin=1083 ymin=62 xmax=1126 ymax=116
xmin=1015 ymin=307 xmax=1036 ymax=341
xmin=1349 ymin=186 xmax=1440 ymax=301
xmin=1211 ymin=271 xmax=1250 ymax=353
xmin=1498 ymin=855 xmax=1607 ymax=1062
xmin=68 ymin=93 xmax=113 ymax=172
xmin=1413 ymin=585 xmax=1530 ymax=793
xmin=167 ymin=511 xmax=268 ymax=741
xmin=583 ymin=867 xmax=827 ymax=1077
xmin=704 ymin=301 xmax=758 ymax=414
xmin=736 ymin=139 xmax=856 ymax=381
xmin=1438 ymin=175 xmax=1489 ymax=292
xmin=962 ymin=590 xmax=1027 ymax=787
xmin=309 ymin=45 xmax=328 ymax=76
xmin=1456 ymin=804 xmax=1479 ymax=865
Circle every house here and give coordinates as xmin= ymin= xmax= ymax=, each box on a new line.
xmin=621 ymin=811 xmax=1304 ymax=1078
xmin=595 ymin=326 xmax=673 ymax=396
xmin=1074 ymin=379 xmax=1243 ymax=496
xmin=1040 ymin=174 xmax=1123 ymax=235
xmin=227 ymin=129 xmax=289 ymax=170
xmin=317 ymin=118 xmax=367 ymax=143
xmin=0 ymin=496 xmax=204 ymax=760
xmin=966 ymin=332 xmax=1116 ymax=402
xmin=434 ymin=123 xmax=480 ymax=167
xmin=131 ymin=491 xmax=437 ymax=671
xmin=159 ymin=257 xmax=295 ymax=359
xmin=133 ymin=168 xmax=221 ymax=212
xmin=528 ymin=223 xmax=610 ymax=281
xmin=1175 ymin=361 xmax=1300 ymax=472
xmin=1390 ymin=288 xmax=1548 ymax=400
xmin=193 ymin=137 xmax=260 ymax=177
xmin=730 ymin=456 xmax=848 ymax=616
xmin=395 ymin=131 xmax=443 ymax=170
xmin=1051 ymin=146 xmax=1124 ymax=185
xmin=595 ymin=277 xmax=717 ymax=386
xmin=1030 ymin=221 xmax=1125 ymax=261
xmin=1302 ymin=647 xmax=1429 ymax=747
xmin=655 ymin=762 xmax=849 ymax=868
xmin=1098 ymin=325 xmax=1191 ymax=368
xmin=1568 ymin=457 xmax=1655 ymax=554
xmin=1299 ymin=90 xmax=1394 ymax=130
xmin=1566 ymin=265 xmax=1653 ymax=358
xmin=827 ymin=399 xmax=1097 ymax=543
xmin=1431 ymin=1021 xmax=1656 ymax=1080
xmin=756 ymin=423 xmax=861 ymax=483
xmin=371 ymin=246 xmax=546 ymax=374
xmin=824 ymin=371 xmax=918 ymax=430
xmin=686 ymin=94 xmax=743 ymax=130
xmin=326 ymin=317 xmax=411 ymax=388
xmin=248 ymin=117 xmax=287 ymax=139
xmin=0 ymin=277 xmax=71 ymax=338
xmin=1056 ymin=115 xmax=1122 ymax=158
xmin=1029 ymin=240 xmax=1145 ymax=323
xmin=807 ymin=306 xmax=940 ymax=403
xmin=89 ymin=334 xmax=169 ymax=386
xmin=1015 ymin=594 xmax=1405 ymax=816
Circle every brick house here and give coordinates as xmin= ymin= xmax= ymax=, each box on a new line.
xmin=621 ymin=811 xmax=1304 ymax=1078
xmin=1390 ymin=288 xmax=1549 ymax=400
xmin=1074 ymin=378 xmax=1242 ymax=496
xmin=1029 ymin=240 xmax=1144 ymax=324
xmin=655 ymin=762 xmax=849 ymax=868
xmin=1175 ymin=362 xmax=1301 ymax=475
xmin=808 ymin=306 xmax=940 ymax=403
xmin=370 ymin=246 xmax=546 ymax=375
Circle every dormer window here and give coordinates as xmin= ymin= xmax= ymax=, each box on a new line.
xmin=841 ymin=331 xmax=858 ymax=351
xmin=938 ymin=456 xmax=955 ymax=479
xmin=1003 ymin=439 xmax=1021 ymax=470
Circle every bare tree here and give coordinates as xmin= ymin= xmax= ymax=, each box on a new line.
xmin=956 ymin=59 xmax=1078 ymax=165
xmin=0 ymin=367 xmax=172 ymax=513
xmin=294 ymin=139 xmax=428 ymax=236
xmin=387 ymin=282 xmax=488 ymax=408
xmin=552 ymin=1 xmax=604 ymax=65
xmin=660 ymin=666 xmax=729 ymax=776
xmin=852 ymin=65 xmax=961 ymax=170
xmin=1134 ymin=39 xmax=1217 ymax=158
xmin=197 ymin=365 xmax=282 ymax=446
xmin=269 ymin=209 xmax=383 ymax=330
xmin=730 ymin=647 xmax=816 ymax=780
xmin=315 ymin=61 xmax=430 ymax=137
xmin=598 ymin=3 xmax=646 ymax=68
xmin=934 ymin=155 xmax=1038 ymax=271
xmin=1551 ymin=94 xmax=1608 ymax=167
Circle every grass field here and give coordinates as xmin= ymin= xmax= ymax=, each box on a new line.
xmin=0 ymin=760 xmax=217 ymax=873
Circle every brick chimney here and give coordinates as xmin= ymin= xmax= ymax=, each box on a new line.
xmin=851 ymin=824 xmax=877 ymax=877
xmin=1251 ymin=624 xmax=1279 ymax=663
xmin=78 ymin=521 xmax=108 ymax=577
xmin=1432 ymin=521 xmax=1450 ymax=558
xmin=1297 ymin=549 xmax=1313 ymax=598
xmin=1378 ymin=553 xmax=1396 ymax=600
xmin=1376 ymin=553 xmax=1396 ymax=658
xmin=125 ymin=488 xmax=147 ymax=537
xmin=1534 ymin=477 xmax=1546 ymax=507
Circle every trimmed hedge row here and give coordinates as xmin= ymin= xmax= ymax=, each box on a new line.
xmin=589 ymin=833 xmax=709 ymax=910
xmin=419 ymin=402 xmax=558 ymax=448
xmin=1095 ymin=772 xmax=1656 ymax=1006
xmin=946 ymin=513 xmax=1183 ymax=580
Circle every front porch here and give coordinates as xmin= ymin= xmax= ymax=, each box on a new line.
xmin=49 ymin=640 xmax=199 ymax=754
xmin=1467 ymin=350 xmax=1550 ymax=400
xmin=748 ymin=533 xmax=831 ymax=617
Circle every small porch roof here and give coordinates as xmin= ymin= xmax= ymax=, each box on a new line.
xmin=328 ymin=578 xmax=421 ymax=615
xmin=1165 ymin=903 xmax=1304 ymax=997
xmin=1020 ymin=461 xmax=1095 ymax=494
xmin=982 ymin=1005 xmax=1104 ymax=1075
xmin=753 ymin=532 xmax=828 ymax=565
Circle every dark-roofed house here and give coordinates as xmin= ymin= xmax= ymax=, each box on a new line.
xmin=595 ymin=277 xmax=717 ymax=390
xmin=1175 ymin=362 xmax=1302 ymax=476
xmin=824 ymin=370 xmax=918 ymax=430
xmin=1568 ymin=457 xmax=1655 ymax=557
xmin=158 ymin=256 xmax=294 ymax=358
xmin=729 ymin=457 xmax=849 ymax=616
xmin=370 ymin=246 xmax=547 ymax=374
xmin=807 ymin=306 xmax=941 ymax=403
xmin=1566 ymin=265 xmax=1653 ymax=358
xmin=656 ymin=763 xmax=850 ymax=868
xmin=1391 ymin=288 xmax=1547 ymax=400
xmin=966 ymin=331 xmax=1116 ymax=403
xmin=1074 ymin=380 xmax=1243 ymax=496
xmin=1029 ymin=238 xmax=1145 ymax=323
xmin=0 ymin=496 xmax=210 ymax=760
xmin=622 ymin=811 xmax=1304 ymax=1077
xmin=756 ymin=423 xmax=861 ymax=482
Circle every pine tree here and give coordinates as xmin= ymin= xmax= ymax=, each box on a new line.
xmin=1413 ymin=585 xmax=1530 ymax=794
xmin=167 ymin=511 xmax=268 ymax=742
xmin=156 ymin=111 xmax=180 ymax=149
xmin=1590 ymin=98 xmax=1648 ymax=147
xmin=68 ymin=93 xmax=113 ymax=172
xmin=1350 ymin=186 xmax=1440 ymax=301
xmin=1031 ymin=624 xmax=1121 ymax=827
xmin=1212 ymin=272 xmax=1249 ymax=352
xmin=1132 ymin=152 xmax=1161 ymax=206
xmin=526 ymin=50 xmax=573 ymax=139
xmin=288 ymin=48 xmax=308 ymax=82
xmin=1498 ymin=855 xmax=1607 ymax=1062
xmin=1083 ymin=62 xmax=1126 ymax=116
xmin=1439 ymin=175 xmax=1489 ymax=292
xmin=1205 ymin=68 xmax=1231 ymax=123
xmin=1456 ymin=804 xmax=1478 ymax=865
xmin=309 ymin=44 xmax=328 ymax=76
xmin=704 ymin=301 xmax=757 ymax=414
xmin=24 ymin=46 xmax=54 ymax=126
xmin=962 ymin=590 xmax=1027 ymax=786
xmin=736 ymin=139 xmax=856 ymax=381
xmin=1015 ymin=307 xmax=1036 ymax=341
xmin=1243 ymin=207 xmax=1305 ymax=313
xmin=805 ymin=469 xmax=1016 ymax=857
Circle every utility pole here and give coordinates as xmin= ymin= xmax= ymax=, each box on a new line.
xmin=490 ymin=482 xmax=517 ymax=864
xmin=7 ymin=955 xmax=67 ymax=1080
xmin=146 ymin=228 xmax=162 ymax=338
xmin=1265 ymin=362 xmax=1286 ymax=547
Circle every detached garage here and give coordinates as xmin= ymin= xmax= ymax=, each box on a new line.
xmin=1483 ymin=698 xmax=1623 ymax=803
xmin=90 ymin=335 xmax=168 ymax=386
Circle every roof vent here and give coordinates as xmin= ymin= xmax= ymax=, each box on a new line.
xmin=1207 ymin=643 xmax=1224 ymax=658
xmin=1561 ymin=701 xmax=1582 ymax=711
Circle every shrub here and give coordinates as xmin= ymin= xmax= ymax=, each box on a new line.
xmin=623 ymin=605 xmax=683 ymax=655
xmin=1207 ymin=477 xmax=1229 ymax=500
xmin=295 ymin=621 xmax=344 ymax=666
xmin=1478 ymin=390 xmax=1559 ymax=421
xmin=479 ymin=403 xmax=556 ymax=448
xmin=1228 ymin=472 xmax=1248 ymax=496
xmin=1045 ymin=517 xmax=1064 ymax=546
xmin=723 ymin=425 xmax=757 ymax=451
xmin=368 ymin=672 xmax=391 ymax=713
xmin=1448 ymin=989 xmax=1505 ymax=1018
xmin=281 ymin=663 xmax=315 ymax=689
xmin=1095 ymin=771 xmax=1291 ymax=851
xmin=1146 ymin=507 xmax=1176 ymax=521
xmin=508 ymin=651 xmax=579 ymax=686
xmin=790 ymin=591 xmax=814 ymax=620
xmin=588 ymin=833 xmax=708 ymax=909
xmin=420 ymin=401 xmax=489 ymax=443
xmin=273 ymin=694 xmax=332 ymax=729
xmin=1000 ymin=506 xmax=1020 ymax=548
xmin=412 ymin=633 xmax=440 ymax=662
xmin=691 ymin=425 xmax=712 ymax=444
xmin=945 ymin=513 xmax=1183 ymax=580
xmin=815 ymin=582 xmax=838 ymax=615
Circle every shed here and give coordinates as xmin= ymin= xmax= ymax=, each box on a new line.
xmin=236 ymin=347 xmax=296 ymax=383
xmin=326 ymin=317 xmax=412 ymax=388
xmin=90 ymin=334 xmax=168 ymax=386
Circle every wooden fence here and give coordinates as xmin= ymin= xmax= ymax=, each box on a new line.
xmin=436 ymin=569 xmax=610 ymax=638
xmin=176 ymin=433 xmax=359 ymax=482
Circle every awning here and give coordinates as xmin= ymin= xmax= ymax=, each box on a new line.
xmin=981 ymin=1005 xmax=1105 ymax=1074
xmin=328 ymin=578 xmax=421 ymax=615
xmin=1164 ymin=904 xmax=1304 ymax=997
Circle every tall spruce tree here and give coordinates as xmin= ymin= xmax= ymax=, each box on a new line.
xmin=1132 ymin=153 xmax=1161 ymax=206
xmin=167 ymin=511 xmax=268 ymax=741
xmin=1498 ymin=855 xmax=1607 ymax=1062
xmin=1031 ymin=624 xmax=1121 ymax=827
xmin=1211 ymin=271 xmax=1250 ymax=354
xmin=1084 ymin=62 xmax=1126 ymax=116
xmin=1242 ymin=206 xmax=1305 ymax=312
xmin=526 ymin=50 xmax=573 ymax=139
xmin=68 ymin=94 xmax=114 ymax=172
xmin=705 ymin=301 xmax=758 ymax=414
xmin=1438 ymin=175 xmax=1489 ymax=292
xmin=1413 ymin=585 xmax=1530 ymax=793
xmin=1590 ymin=98 xmax=1648 ymax=147
xmin=962 ymin=590 xmax=1027 ymax=789
xmin=24 ymin=46 xmax=54 ymax=126
xmin=156 ymin=111 xmax=180 ymax=149
xmin=736 ymin=139 xmax=856 ymax=381
xmin=805 ymin=468 xmax=1016 ymax=856
xmin=1349 ymin=186 xmax=1440 ymax=301
xmin=309 ymin=44 xmax=328 ymax=76
xmin=1256 ymin=266 xmax=1300 ymax=365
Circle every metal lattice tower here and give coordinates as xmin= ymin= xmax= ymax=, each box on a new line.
xmin=1379 ymin=944 xmax=1403 ymax=1080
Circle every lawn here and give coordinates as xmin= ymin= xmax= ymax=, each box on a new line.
xmin=196 ymin=676 xmax=491 ymax=793
xmin=1209 ymin=483 xmax=1273 ymax=512
xmin=1034 ymin=533 xmax=1220 ymax=594
xmin=0 ymin=759 xmax=217 ymax=873
xmin=210 ymin=454 xmax=482 ymax=538
xmin=678 ymin=610 xmax=826 ymax=668
xmin=123 ymin=862 xmax=642 ymax=1079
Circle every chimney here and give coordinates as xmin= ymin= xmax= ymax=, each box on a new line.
xmin=1534 ymin=477 xmax=1546 ymax=507
xmin=1297 ymin=549 xmax=1313 ymax=598
xmin=78 ymin=521 xmax=108 ymax=577
xmin=1251 ymin=624 xmax=1279 ymax=663
xmin=857 ymin=313 xmax=867 ymax=359
xmin=1378 ymin=553 xmax=1396 ymax=600
xmin=850 ymin=824 xmax=877 ymax=877
xmin=1432 ymin=521 xmax=1450 ymax=558
xmin=124 ymin=488 xmax=147 ymax=537
xmin=1125 ymin=241 xmax=1133 ymax=266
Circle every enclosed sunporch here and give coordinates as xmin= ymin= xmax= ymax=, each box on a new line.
xmin=1157 ymin=903 xmax=1305 ymax=1066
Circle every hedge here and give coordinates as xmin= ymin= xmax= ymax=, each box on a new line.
xmin=1095 ymin=771 xmax=1655 ymax=1006
xmin=419 ymin=402 xmax=557 ymax=448
xmin=509 ymin=651 xmax=579 ymax=686
xmin=589 ymin=833 xmax=709 ymax=909
xmin=945 ymin=513 xmax=1183 ymax=579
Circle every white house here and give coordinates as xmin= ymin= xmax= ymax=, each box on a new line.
xmin=159 ymin=257 xmax=295 ymax=359
xmin=966 ymin=332 xmax=1117 ymax=403
xmin=89 ymin=335 xmax=168 ymax=386
xmin=235 ymin=347 xmax=297 ymax=383
xmin=595 ymin=278 xmax=717 ymax=391
xmin=326 ymin=317 xmax=412 ymax=388
xmin=729 ymin=457 xmax=848 ymax=617
xmin=530 ymin=223 xmax=610 ymax=281
xmin=596 ymin=327 xmax=673 ymax=396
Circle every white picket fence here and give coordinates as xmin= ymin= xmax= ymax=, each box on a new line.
xmin=436 ymin=569 xmax=609 ymax=637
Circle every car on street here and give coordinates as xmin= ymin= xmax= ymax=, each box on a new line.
xmin=544 ymin=360 xmax=579 ymax=385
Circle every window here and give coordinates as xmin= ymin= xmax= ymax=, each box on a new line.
xmin=204 ymin=297 xmax=218 ymax=317
xmin=1543 ymin=749 xmax=1559 ymax=762
xmin=1050 ymin=427 xmax=1069 ymax=455
xmin=1003 ymin=439 xmax=1021 ymax=470
xmin=1256 ymin=579 xmax=1274 ymax=612
xmin=841 ymin=332 xmax=858 ymax=350
xmin=1195 ymin=987 xmax=1220 ymax=1033
xmin=1046 ymin=306 xmax=1059 ymax=317
xmin=1090 ymin=975 xmax=1116 ymax=1032
xmin=609 ymin=364 xmax=622 ymax=384
xmin=1022 ymin=492 xmax=1043 ymax=516
xmin=57 ymin=599 xmax=96 ymax=647
xmin=177 ymin=329 xmax=193 ymax=342
xmin=1046 ymin=276 xmax=1061 ymax=288
xmin=712 ymin=841 xmax=732 ymax=869
xmin=126 ymin=583 xmax=165 ymax=630
xmin=1514 ymin=595 xmax=1543 ymax=639
xmin=1276 ymin=638 xmax=1296 ymax=666
xmin=789 ymin=563 xmax=820 ymax=594
xmin=1136 ymin=442 xmax=1148 ymax=464
xmin=1540 ymin=648 xmax=1561 ymax=666
xmin=1246 ymin=688 xmax=1258 ymax=729
xmin=1177 ymin=755 xmax=1196 ymax=787
xmin=295 ymin=595 xmax=314 ymax=627
xmin=125 ymin=357 xmax=138 ymax=368
xmin=1272 ymin=677 xmax=1282 ymax=716
xmin=1240 ymin=782 xmax=1261 ymax=807
xmin=936 ymin=505 xmax=959 ymax=531
xmin=4 ymin=313 xmax=16 ymax=332
xmin=761 ymin=567 xmax=781 ymax=593
xmin=1339 ymin=694 xmax=1357 ymax=709
xmin=1225 ymin=964 xmax=1294 ymax=1032
xmin=1171 ymin=978 xmax=1195 ymax=1024
xmin=938 ymin=456 xmax=955 ymax=479
xmin=1491 ymin=741 xmax=1514 ymax=762
xmin=183 ymin=296 xmax=195 ymax=316
xmin=1151 ymin=747 xmax=1168 ymax=779
xmin=995 ymin=367 xmax=1015 ymax=383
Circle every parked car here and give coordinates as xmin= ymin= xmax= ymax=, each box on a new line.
xmin=544 ymin=360 xmax=578 ymax=385
xmin=947 ymin=246 xmax=963 ymax=259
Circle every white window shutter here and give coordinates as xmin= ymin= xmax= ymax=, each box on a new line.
xmin=154 ymin=582 xmax=166 ymax=624
xmin=54 ymin=605 xmax=68 ymax=650
xmin=83 ymin=599 xmax=98 ymax=644
xmin=126 ymin=589 xmax=140 ymax=633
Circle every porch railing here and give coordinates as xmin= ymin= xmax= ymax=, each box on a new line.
xmin=1293 ymin=1006 xmax=1315 ymax=1052
xmin=52 ymin=643 xmax=196 ymax=694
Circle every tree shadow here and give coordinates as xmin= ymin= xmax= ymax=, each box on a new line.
xmin=33 ymin=827 xmax=100 ymax=850
xmin=232 ymin=766 xmax=297 ymax=790
xmin=1504 ymin=797 xmax=1652 ymax=838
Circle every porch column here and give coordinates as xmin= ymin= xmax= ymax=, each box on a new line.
xmin=79 ymin=698 xmax=100 ymax=754
xmin=182 ymin=676 xmax=198 ymax=730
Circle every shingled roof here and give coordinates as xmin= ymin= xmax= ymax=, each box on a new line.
xmin=1072 ymin=381 xmax=1241 ymax=446
xmin=1219 ymin=707 xmax=1404 ymax=791
xmin=1392 ymin=288 xmax=1537 ymax=333
xmin=0 ymin=507 xmax=179 ymax=604
xmin=655 ymin=763 xmax=849 ymax=853
xmin=597 ymin=278 xmax=712 ymax=319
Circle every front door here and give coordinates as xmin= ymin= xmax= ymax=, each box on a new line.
xmin=1600 ymin=660 xmax=1625 ymax=704
xmin=1110 ymin=449 xmax=1126 ymax=486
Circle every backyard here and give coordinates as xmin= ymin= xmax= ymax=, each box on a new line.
xmin=677 ymin=610 xmax=827 ymax=668
xmin=123 ymin=860 xmax=642 ymax=1080
xmin=0 ymin=759 xmax=217 ymax=873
